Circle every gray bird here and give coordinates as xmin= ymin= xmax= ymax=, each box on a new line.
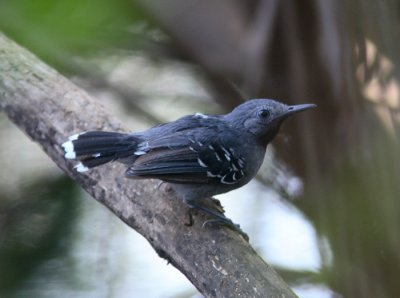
xmin=62 ymin=99 xmax=315 ymax=231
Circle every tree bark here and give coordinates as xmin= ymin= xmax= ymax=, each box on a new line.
xmin=0 ymin=32 xmax=297 ymax=298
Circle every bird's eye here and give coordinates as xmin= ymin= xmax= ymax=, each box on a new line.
xmin=257 ymin=109 xmax=270 ymax=118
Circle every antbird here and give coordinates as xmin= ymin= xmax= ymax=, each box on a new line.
xmin=62 ymin=99 xmax=315 ymax=232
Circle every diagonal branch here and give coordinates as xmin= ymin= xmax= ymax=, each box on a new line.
xmin=0 ymin=32 xmax=297 ymax=298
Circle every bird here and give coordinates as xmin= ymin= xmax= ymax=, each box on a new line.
xmin=62 ymin=99 xmax=315 ymax=232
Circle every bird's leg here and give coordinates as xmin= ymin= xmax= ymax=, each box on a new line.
xmin=185 ymin=199 xmax=249 ymax=241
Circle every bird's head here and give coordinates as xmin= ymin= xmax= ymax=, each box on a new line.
xmin=225 ymin=99 xmax=316 ymax=144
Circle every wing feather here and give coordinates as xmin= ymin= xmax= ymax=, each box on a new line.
xmin=125 ymin=117 xmax=246 ymax=185
xmin=126 ymin=147 xmax=209 ymax=183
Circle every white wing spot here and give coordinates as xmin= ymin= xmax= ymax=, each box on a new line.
xmin=221 ymin=147 xmax=230 ymax=154
xmin=134 ymin=150 xmax=146 ymax=155
xmin=197 ymin=158 xmax=207 ymax=168
xmin=207 ymin=171 xmax=221 ymax=178
xmin=238 ymin=158 xmax=245 ymax=168
xmin=232 ymin=172 xmax=237 ymax=181
xmin=221 ymin=147 xmax=232 ymax=161
xmin=221 ymin=174 xmax=236 ymax=185
xmin=214 ymin=152 xmax=222 ymax=161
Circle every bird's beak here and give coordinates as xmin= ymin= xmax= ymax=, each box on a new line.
xmin=276 ymin=103 xmax=317 ymax=121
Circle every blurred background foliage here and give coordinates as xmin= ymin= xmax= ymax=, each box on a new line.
xmin=1 ymin=0 xmax=400 ymax=297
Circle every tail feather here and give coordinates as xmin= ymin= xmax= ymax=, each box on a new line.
xmin=79 ymin=155 xmax=115 ymax=168
xmin=62 ymin=131 xmax=139 ymax=172
xmin=73 ymin=140 xmax=131 ymax=156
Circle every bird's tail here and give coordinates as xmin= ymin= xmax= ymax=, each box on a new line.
xmin=62 ymin=131 xmax=139 ymax=172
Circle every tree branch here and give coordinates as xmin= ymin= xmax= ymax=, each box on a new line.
xmin=0 ymin=32 xmax=297 ymax=298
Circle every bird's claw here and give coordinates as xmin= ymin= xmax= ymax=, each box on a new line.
xmin=202 ymin=218 xmax=249 ymax=241
xmin=185 ymin=199 xmax=249 ymax=241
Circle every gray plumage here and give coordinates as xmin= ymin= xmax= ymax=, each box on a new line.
xmin=62 ymin=99 xmax=315 ymax=224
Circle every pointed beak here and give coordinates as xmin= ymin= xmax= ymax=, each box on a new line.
xmin=287 ymin=103 xmax=317 ymax=114
xmin=276 ymin=103 xmax=317 ymax=121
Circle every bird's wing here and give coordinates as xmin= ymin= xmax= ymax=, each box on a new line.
xmin=126 ymin=128 xmax=246 ymax=185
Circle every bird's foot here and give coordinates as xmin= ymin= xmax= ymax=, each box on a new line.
xmin=202 ymin=218 xmax=249 ymax=241
xmin=185 ymin=199 xmax=249 ymax=241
